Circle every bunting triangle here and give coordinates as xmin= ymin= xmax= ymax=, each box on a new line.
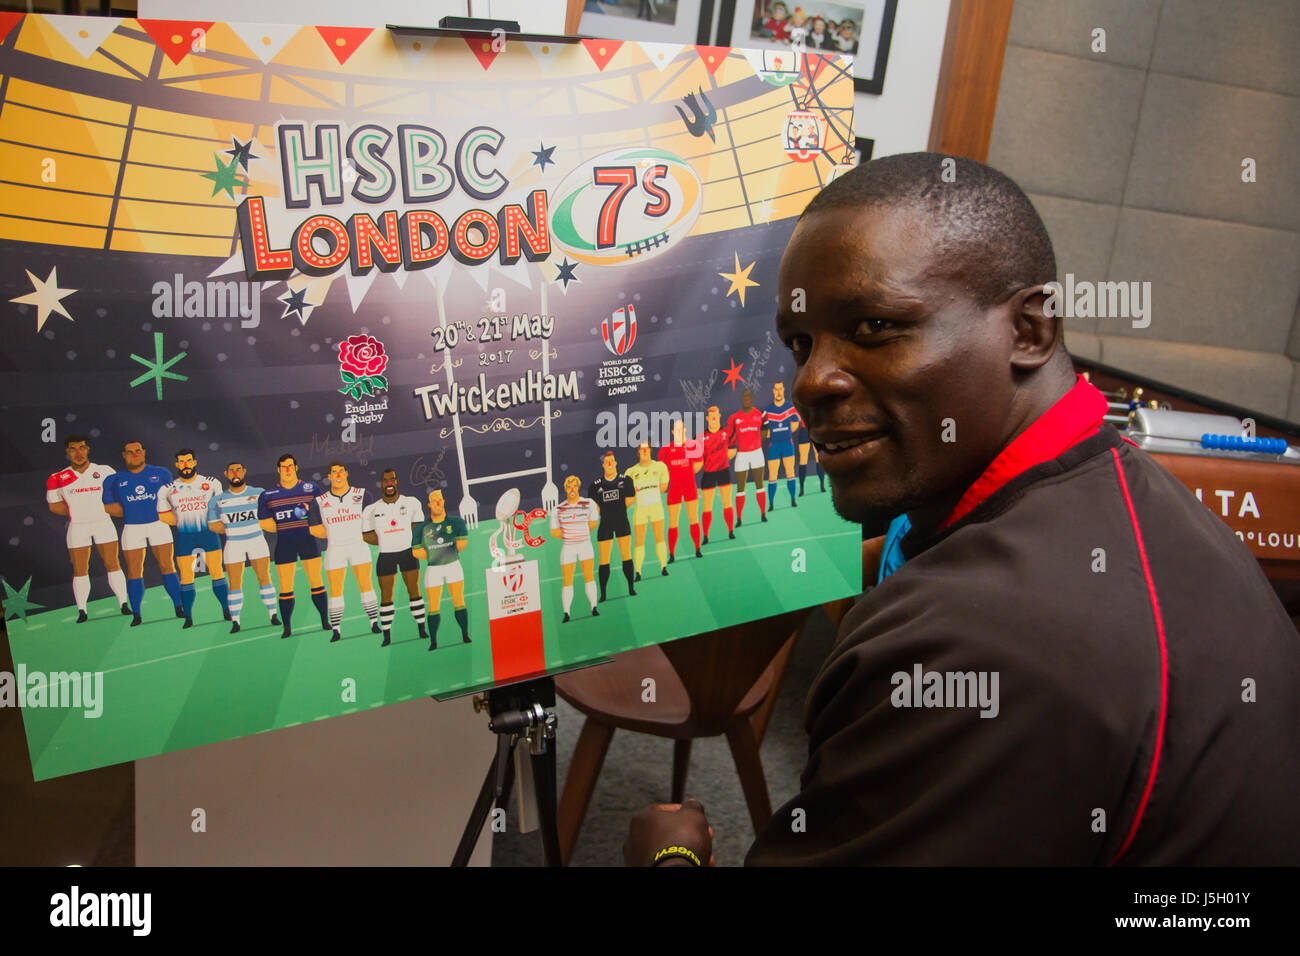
xmin=0 ymin=12 xmax=23 ymax=46
xmin=316 ymin=26 xmax=372 ymax=65
xmin=225 ymin=21 xmax=303 ymax=63
xmin=137 ymin=19 xmax=215 ymax=65
xmin=581 ymin=38 xmax=623 ymax=72
xmin=392 ymin=31 xmax=433 ymax=68
xmin=637 ymin=41 xmax=685 ymax=72
xmin=465 ymin=34 xmax=502 ymax=70
xmin=43 ymin=15 xmax=120 ymax=60
xmin=525 ymin=38 xmax=564 ymax=72
xmin=695 ymin=45 xmax=730 ymax=75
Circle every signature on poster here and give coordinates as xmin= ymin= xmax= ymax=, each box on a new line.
xmin=410 ymin=447 xmax=450 ymax=488
xmin=310 ymin=433 xmax=374 ymax=467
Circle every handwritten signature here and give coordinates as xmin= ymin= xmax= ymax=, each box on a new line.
xmin=410 ymin=447 xmax=450 ymax=487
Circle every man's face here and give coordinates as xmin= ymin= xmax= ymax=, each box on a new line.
xmin=225 ymin=464 xmax=246 ymax=488
xmin=565 ymin=477 xmax=580 ymax=500
xmin=122 ymin=443 xmax=146 ymax=470
xmin=66 ymin=441 xmax=89 ymax=468
xmin=381 ymin=471 xmax=399 ymax=500
xmin=603 ymin=453 xmax=617 ymax=477
xmin=741 ymin=389 xmax=753 ymax=411
xmin=428 ymin=490 xmax=445 ymax=515
xmin=773 ymin=382 xmax=786 ymax=405
xmin=277 ymin=457 xmax=298 ymax=485
xmin=175 ymin=453 xmax=197 ymax=480
xmin=638 ymin=443 xmax=651 ymax=465
xmin=707 ymin=408 xmax=720 ymax=431
xmin=329 ymin=465 xmax=348 ymax=488
xmin=671 ymin=419 xmax=685 ymax=445
xmin=776 ymin=205 xmax=1016 ymax=526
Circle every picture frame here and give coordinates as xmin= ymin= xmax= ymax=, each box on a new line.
xmin=577 ymin=0 xmax=718 ymax=46
xmin=716 ymin=0 xmax=896 ymax=94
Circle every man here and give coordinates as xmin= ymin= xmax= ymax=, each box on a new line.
xmin=762 ymin=381 xmax=799 ymax=509
xmin=698 ymin=406 xmax=737 ymax=544
xmin=206 ymin=462 xmax=280 ymax=634
xmin=313 ymin=461 xmax=380 ymax=643
xmin=625 ymin=441 xmax=670 ymax=581
xmin=413 ymin=489 xmax=470 ymax=651
xmin=586 ymin=450 xmax=637 ymax=602
xmin=361 ymin=469 xmax=427 ymax=645
xmin=550 ymin=475 xmax=600 ymax=623
xmin=626 ymin=153 xmax=1300 ymax=865
xmin=157 ymin=449 xmax=229 ymax=628
xmin=101 ymin=440 xmax=183 ymax=626
xmin=257 ymin=453 xmax=328 ymax=639
xmin=726 ymin=389 xmax=766 ymax=525
xmin=45 ymin=435 xmax=129 ymax=621
xmin=658 ymin=419 xmax=704 ymax=561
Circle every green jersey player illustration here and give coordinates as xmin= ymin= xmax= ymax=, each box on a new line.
xmin=45 ymin=434 xmax=129 ymax=622
xmin=625 ymin=441 xmax=670 ymax=580
xmin=412 ymin=489 xmax=470 ymax=651
xmin=550 ymin=475 xmax=600 ymax=622
xmin=206 ymin=461 xmax=280 ymax=634
xmin=157 ymin=448 xmax=229 ymax=628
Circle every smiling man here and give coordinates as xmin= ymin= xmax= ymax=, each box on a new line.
xmin=625 ymin=153 xmax=1300 ymax=866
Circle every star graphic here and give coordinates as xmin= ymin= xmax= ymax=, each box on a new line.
xmin=279 ymin=286 xmax=312 ymax=323
xmin=2 ymin=577 xmax=43 ymax=622
xmin=554 ymin=258 xmax=580 ymax=290
xmin=10 ymin=266 xmax=75 ymax=332
xmin=201 ymin=154 xmax=246 ymax=199
xmin=722 ymin=358 xmax=746 ymax=390
xmin=531 ymin=143 xmax=556 ymax=172
xmin=719 ymin=252 xmax=760 ymax=307
xmin=225 ymin=136 xmax=259 ymax=172
xmin=129 ymin=332 xmax=188 ymax=401
xmin=753 ymin=198 xmax=775 ymax=223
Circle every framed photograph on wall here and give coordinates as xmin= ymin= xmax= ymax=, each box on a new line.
xmin=579 ymin=0 xmax=717 ymax=45
xmin=717 ymin=0 xmax=896 ymax=93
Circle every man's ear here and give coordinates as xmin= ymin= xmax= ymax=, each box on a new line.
xmin=1007 ymin=284 xmax=1061 ymax=372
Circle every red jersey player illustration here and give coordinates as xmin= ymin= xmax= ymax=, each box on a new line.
xmin=796 ymin=408 xmax=824 ymax=496
xmin=659 ymin=419 xmax=704 ymax=561
xmin=312 ymin=461 xmax=380 ymax=643
xmin=625 ymin=441 xmax=671 ymax=580
xmin=45 ymin=434 xmax=129 ymax=621
xmin=726 ymin=388 xmax=767 ymax=525
xmin=157 ymin=449 xmax=228 ymax=628
xmin=763 ymin=381 xmax=800 ymax=508
xmin=699 ymin=406 xmax=738 ymax=543
xmin=550 ymin=475 xmax=600 ymax=622
xmin=586 ymin=451 xmax=637 ymax=602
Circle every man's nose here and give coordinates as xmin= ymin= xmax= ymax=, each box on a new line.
xmin=793 ymin=336 xmax=856 ymax=410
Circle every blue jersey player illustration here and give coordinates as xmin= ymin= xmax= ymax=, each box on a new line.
xmin=157 ymin=449 xmax=229 ymax=629
xmin=763 ymin=381 xmax=800 ymax=508
xmin=101 ymin=439 xmax=184 ymax=626
xmin=207 ymin=462 xmax=281 ymax=634
xmin=257 ymin=453 xmax=328 ymax=639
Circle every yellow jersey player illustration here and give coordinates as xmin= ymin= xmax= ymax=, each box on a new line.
xmin=625 ymin=441 xmax=670 ymax=580
xmin=586 ymin=450 xmax=637 ymax=602
xmin=312 ymin=461 xmax=381 ymax=643
xmin=413 ymin=489 xmax=471 ymax=651
xmin=46 ymin=434 xmax=129 ymax=622
xmin=157 ymin=449 xmax=228 ymax=629
xmin=550 ymin=475 xmax=600 ymax=622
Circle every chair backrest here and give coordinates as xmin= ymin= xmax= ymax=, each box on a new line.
xmin=658 ymin=610 xmax=805 ymax=733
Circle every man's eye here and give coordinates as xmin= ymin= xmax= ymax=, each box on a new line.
xmin=856 ymin=318 xmax=894 ymax=335
xmin=785 ymin=334 xmax=811 ymax=357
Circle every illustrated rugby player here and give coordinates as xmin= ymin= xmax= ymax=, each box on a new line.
xmin=625 ymin=441 xmax=670 ymax=580
xmin=257 ymin=453 xmax=328 ymax=639
xmin=550 ymin=475 xmax=600 ymax=622
xmin=313 ymin=461 xmax=381 ymax=643
xmin=659 ymin=419 xmax=704 ymax=561
xmin=157 ymin=449 xmax=229 ymax=628
xmin=206 ymin=461 xmax=280 ymax=633
xmin=763 ymin=381 xmax=800 ymax=509
xmin=362 ymin=468 xmax=427 ymax=646
xmin=586 ymin=450 xmax=637 ymax=602
xmin=46 ymin=434 xmax=129 ymax=621
xmin=698 ymin=406 xmax=738 ymax=543
xmin=727 ymin=389 xmax=767 ymax=525
xmin=101 ymin=440 xmax=183 ymax=626
xmin=413 ymin=489 xmax=470 ymax=650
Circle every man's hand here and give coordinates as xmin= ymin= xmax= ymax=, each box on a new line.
xmin=624 ymin=798 xmax=714 ymax=866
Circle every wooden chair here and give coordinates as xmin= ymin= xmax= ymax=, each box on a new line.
xmin=555 ymin=610 xmax=804 ymax=865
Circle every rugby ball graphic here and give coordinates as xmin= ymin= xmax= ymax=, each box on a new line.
xmin=549 ymin=147 xmax=702 ymax=266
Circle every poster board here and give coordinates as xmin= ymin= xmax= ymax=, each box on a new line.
xmin=0 ymin=14 xmax=860 ymax=779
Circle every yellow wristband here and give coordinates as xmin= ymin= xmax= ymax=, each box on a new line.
xmin=653 ymin=845 xmax=702 ymax=867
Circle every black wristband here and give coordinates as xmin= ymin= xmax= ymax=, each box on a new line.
xmin=652 ymin=845 xmax=702 ymax=867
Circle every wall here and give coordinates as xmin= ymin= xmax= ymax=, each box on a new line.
xmin=987 ymin=0 xmax=1300 ymax=422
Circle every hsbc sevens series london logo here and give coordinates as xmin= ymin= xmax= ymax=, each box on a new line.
xmin=337 ymin=334 xmax=389 ymax=426
xmin=597 ymin=305 xmax=647 ymax=397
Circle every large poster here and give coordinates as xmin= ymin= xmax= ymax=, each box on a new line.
xmin=0 ymin=14 xmax=860 ymax=780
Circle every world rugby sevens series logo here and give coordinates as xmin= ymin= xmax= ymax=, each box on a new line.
xmin=337 ymin=334 xmax=389 ymax=400
xmin=602 ymin=305 xmax=637 ymax=357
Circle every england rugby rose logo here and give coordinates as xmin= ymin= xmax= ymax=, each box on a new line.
xmin=337 ymin=334 xmax=389 ymax=399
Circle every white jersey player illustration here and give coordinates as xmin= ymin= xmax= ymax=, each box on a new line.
xmin=549 ymin=475 xmax=599 ymax=623
xmin=156 ymin=449 xmax=228 ymax=629
xmin=313 ymin=462 xmax=380 ymax=642
xmin=45 ymin=435 xmax=129 ymax=622
xmin=206 ymin=461 xmax=280 ymax=634
xmin=361 ymin=469 xmax=427 ymax=646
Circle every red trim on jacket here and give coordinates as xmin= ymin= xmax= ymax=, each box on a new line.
xmin=940 ymin=376 xmax=1108 ymax=530
xmin=1107 ymin=446 xmax=1169 ymax=864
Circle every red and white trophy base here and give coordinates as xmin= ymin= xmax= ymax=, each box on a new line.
xmin=485 ymin=559 xmax=546 ymax=683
